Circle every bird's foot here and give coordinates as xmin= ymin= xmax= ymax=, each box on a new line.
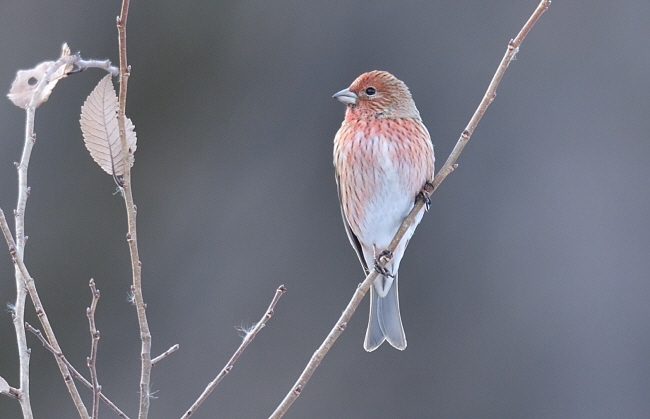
xmin=417 ymin=181 xmax=434 ymax=211
xmin=374 ymin=250 xmax=394 ymax=278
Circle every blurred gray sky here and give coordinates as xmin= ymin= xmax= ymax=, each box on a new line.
xmin=1 ymin=1 xmax=649 ymax=418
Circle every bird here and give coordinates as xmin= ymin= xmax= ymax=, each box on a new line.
xmin=333 ymin=70 xmax=435 ymax=351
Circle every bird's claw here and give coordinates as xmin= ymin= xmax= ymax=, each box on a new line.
xmin=377 ymin=249 xmax=393 ymax=261
xmin=374 ymin=250 xmax=394 ymax=278
xmin=374 ymin=261 xmax=394 ymax=278
xmin=417 ymin=191 xmax=431 ymax=211
xmin=417 ymin=181 xmax=434 ymax=211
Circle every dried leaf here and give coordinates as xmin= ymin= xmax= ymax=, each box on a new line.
xmin=0 ymin=376 xmax=9 ymax=394
xmin=7 ymin=43 xmax=73 ymax=109
xmin=80 ymin=74 xmax=137 ymax=176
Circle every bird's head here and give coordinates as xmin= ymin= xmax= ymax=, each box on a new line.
xmin=333 ymin=70 xmax=420 ymax=120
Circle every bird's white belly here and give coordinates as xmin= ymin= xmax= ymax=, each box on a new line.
xmin=356 ymin=138 xmax=417 ymax=249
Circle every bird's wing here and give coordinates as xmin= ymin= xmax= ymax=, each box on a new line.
xmin=335 ymin=172 xmax=370 ymax=276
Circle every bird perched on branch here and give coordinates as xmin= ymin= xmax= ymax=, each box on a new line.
xmin=333 ymin=71 xmax=435 ymax=351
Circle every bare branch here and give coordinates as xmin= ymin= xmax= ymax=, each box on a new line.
xmin=115 ymin=2 xmax=153 ymax=418
xmin=86 ymin=279 xmax=102 ymax=419
xmin=181 ymin=285 xmax=286 ymax=419
xmin=151 ymin=344 xmax=180 ymax=366
xmin=268 ymin=275 xmax=376 ymax=419
xmin=268 ymin=1 xmax=551 ymax=418
xmin=10 ymin=88 xmax=37 ymax=419
xmin=428 ymin=0 xmax=552 ymax=195
xmin=25 ymin=323 xmax=131 ymax=419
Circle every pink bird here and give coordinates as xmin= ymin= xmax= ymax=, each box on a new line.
xmin=333 ymin=71 xmax=435 ymax=351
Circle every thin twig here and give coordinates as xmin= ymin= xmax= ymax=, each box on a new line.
xmin=426 ymin=0 xmax=552 ymax=196
xmin=12 ymin=113 xmax=34 ymax=419
xmin=0 ymin=209 xmax=90 ymax=418
xmin=268 ymin=275 xmax=377 ymax=419
xmin=115 ymin=2 xmax=153 ymax=418
xmin=11 ymin=62 xmax=43 ymax=418
xmin=25 ymin=323 xmax=131 ymax=419
xmin=75 ymin=59 xmax=119 ymax=76
xmin=151 ymin=344 xmax=180 ymax=366
xmin=181 ymin=285 xmax=286 ymax=419
xmin=86 ymin=279 xmax=101 ymax=419
xmin=268 ymin=1 xmax=551 ymax=418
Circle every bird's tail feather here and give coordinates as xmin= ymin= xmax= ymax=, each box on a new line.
xmin=364 ymin=275 xmax=407 ymax=351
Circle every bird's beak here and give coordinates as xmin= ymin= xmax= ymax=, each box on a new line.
xmin=332 ymin=88 xmax=357 ymax=105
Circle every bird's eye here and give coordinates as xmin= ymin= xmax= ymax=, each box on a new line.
xmin=365 ymin=87 xmax=376 ymax=96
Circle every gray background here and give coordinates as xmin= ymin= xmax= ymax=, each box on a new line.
xmin=1 ymin=1 xmax=649 ymax=418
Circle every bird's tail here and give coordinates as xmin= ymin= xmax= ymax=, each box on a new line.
xmin=364 ymin=275 xmax=407 ymax=351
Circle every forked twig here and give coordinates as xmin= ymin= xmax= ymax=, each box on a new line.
xmin=0 ymin=208 xmax=129 ymax=419
xmin=25 ymin=323 xmax=130 ymax=419
xmin=268 ymin=1 xmax=551 ymax=418
xmin=0 ymin=379 xmax=22 ymax=400
xmin=180 ymin=285 xmax=286 ymax=419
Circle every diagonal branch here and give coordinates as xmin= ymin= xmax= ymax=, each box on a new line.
xmin=268 ymin=1 xmax=551 ymax=418
xmin=25 ymin=323 xmax=131 ymax=419
xmin=425 ymin=0 xmax=552 ymax=197
xmin=268 ymin=276 xmax=376 ymax=419
xmin=180 ymin=285 xmax=286 ymax=419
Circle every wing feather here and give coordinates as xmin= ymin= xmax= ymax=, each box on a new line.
xmin=335 ymin=172 xmax=369 ymax=275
